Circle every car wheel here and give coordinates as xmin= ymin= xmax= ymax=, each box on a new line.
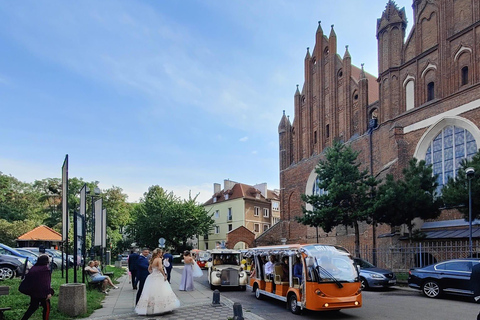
xmin=254 ymin=285 xmax=262 ymax=300
xmin=422 ymin=280 xmax=441 ymax=298
xmin=0 ymin=266 xmax=15 ymax=280
xmin=288 ymin=293 xmax=301 ymax=315
xmin=360 ymin=277 xmax=369 ymax=290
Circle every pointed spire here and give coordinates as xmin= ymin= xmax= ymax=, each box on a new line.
xmin=305 ymin=47 xmax=311 ymax=59
xmin=295 ymin=84 xmax=300 ymax=96
xmin=360 ymin=63 xmax=366 ymax=79
xmin=316 ymin=21 xmax=323 ymax=34
xmin=283 ymin=110 xmax=285 ymax=116
xmin=329 ymin=24 xmax=336 ymax=38
xmin=343 ymin=45 xmax=351 ymax=59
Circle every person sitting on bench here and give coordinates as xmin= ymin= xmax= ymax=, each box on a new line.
xmin=85 ymin=261 xmax=117 ymax=293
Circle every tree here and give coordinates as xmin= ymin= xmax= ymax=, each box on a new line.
xmin=134 ymin=186 xmax=214 ymax=252
xmin=375 ymin=158 xmax=442 ymax=240
xmin=0 ymin=172 xmax=43 ymax=223
xmin=442 ymin=152 xmax=480 ymax=220
xmin=298 ymin=141 xmax=376 ymax=257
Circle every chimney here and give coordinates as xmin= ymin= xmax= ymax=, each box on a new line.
xmin=253 ymin=183 xmax=267 ymax=198
xmin=214 ymin=183 xmax=221 ymax=194
xmin=224 ymin=179 xmax=237 ymax=191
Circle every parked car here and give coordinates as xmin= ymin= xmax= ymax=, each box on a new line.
xmin=21 ymin=247 xmax=63 ymax=269
xmin=0 ymin=243 xmax=37 ymax=264
xmin=0 ymin=254 xmax=31 ymax=280
xmin=354 ymin=257 xmax=397 ymax=290
xmin=408 ymin=258 xmax=480 ymax=299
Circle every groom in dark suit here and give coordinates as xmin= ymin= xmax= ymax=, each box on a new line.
xmin=163 ymin=249 xmax=173 ymax=283
xmin=135 ymin=248 xmax=150 ymax=305
xmin=128 ymin=249 xmax=140 ymax=290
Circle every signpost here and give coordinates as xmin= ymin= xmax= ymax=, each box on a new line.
xmin=159 ymin=238 xmax=165 ymax=248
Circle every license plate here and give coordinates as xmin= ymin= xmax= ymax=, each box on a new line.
xmin=389 ymin=280 xmax=396 ymax=284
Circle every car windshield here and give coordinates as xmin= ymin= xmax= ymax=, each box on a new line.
xmin=213 ymin=253 xmax=240 ymax=265
xmin=306 ymin=245 xmax=358 ymax=283
xmin=355 ymin=258 xmax=375 ymax=269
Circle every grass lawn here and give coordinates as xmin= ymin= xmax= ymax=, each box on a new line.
xmin=0 ymin=266 xmax=125 ymax=320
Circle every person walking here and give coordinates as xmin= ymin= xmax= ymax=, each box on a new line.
xmin=470 ymin=262 xmax=480 ymax=320
xmin=19 ymin=254 xmax=54 ymax=320
xmin=135 ymin=248 xmax=150 ymax=305
xmin=128 ymin=249 xmax=140 ymax=289
xmin=179 ymin=250 xmax=194 ymax=291
xmin=163 ymin=249 xmax=173 ymax=283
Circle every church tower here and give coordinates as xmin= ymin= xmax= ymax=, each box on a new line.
xmin=377 ymin=0 xmax=407 ymax=122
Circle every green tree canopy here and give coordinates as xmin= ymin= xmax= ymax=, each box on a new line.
xmin=298 ymin=141 xmax=377 ymax=257
xmin=442 ymin=152 xmax=480 ymax=220
xmin=134 ymin=186 xmax=214 ymax=252
xmin=375 ymin=158 xmax=442 ymax=239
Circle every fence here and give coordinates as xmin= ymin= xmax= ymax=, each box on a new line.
xmin=344 ymin=240 xmax=480 ymax=272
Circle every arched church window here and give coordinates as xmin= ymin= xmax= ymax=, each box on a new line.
xmin=405 ymin=80 xmax=415 ymax=111
xmin=312 ymin=176 xmax=327 ymax=196
xmin=425 ymin=125 xmax=477 ymax=189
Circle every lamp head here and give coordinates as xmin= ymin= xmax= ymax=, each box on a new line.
xmin=466 ymin=167 xmax=475 ymax=178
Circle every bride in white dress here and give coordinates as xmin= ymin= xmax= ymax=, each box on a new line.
xmin=135 ymin=248 xmax=180 ymax=315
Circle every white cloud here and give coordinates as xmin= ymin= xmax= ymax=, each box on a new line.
xmin=239 ymin=136 xmax=248 ymax=142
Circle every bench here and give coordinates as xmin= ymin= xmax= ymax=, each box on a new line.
xmin=0 ymin=286 xmax=11 ymax=320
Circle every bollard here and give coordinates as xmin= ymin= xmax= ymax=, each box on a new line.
xmin=212 ymin=289 xmax=221 ymax=306
xmin=233 ymin=302 xmax=244 ymax=320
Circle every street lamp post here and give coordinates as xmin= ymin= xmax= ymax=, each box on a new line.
xmin=466 ymin=167 xmax=475 ymax=258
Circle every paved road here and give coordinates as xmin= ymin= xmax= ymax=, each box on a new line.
xmin=196 ymin=271 xmax=480 ymax=319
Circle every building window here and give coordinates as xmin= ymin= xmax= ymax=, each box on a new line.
xmin=314 ymin=130 xmax=317 ymax=144
xmin=272 ymin=201 xmax=280 ymax=211
xmin=214 ymin=210 xmax=219 ymax=219
xmin=263 ymin=224 xmax=269 ymax=232
xmin=263 ymin=208 xmax=269 ymax=218
xmin=215 ymin=226 xmax=220 ymax=234
xmin=213 ymin=196 xmax=217 ymax=203
xmin=326 ymin=124 xmax=330 ymax=138
xmin=224 ymin=193 xmax=229 ymax=200
xmin=427 ymin=82 xmax=435 ymax=101
xmin=461 ymin=66 xmax=469 ymax=86
xmin=254 ymin=223 xmax=260 ymax=232
xmin=254 ymin=207 xmax=260 ymax=216
xmin=204 ymin=234 xmax=209 ymax=240
xmin=405 ymin=80 xmax=415 ymax=111
xmin=205 ymin=243 xmax=209 ymax=250
xmin=273 ymin=217 xmax=280 ymax=224
xmin=425 ymin=125 xmax=477 ymax=191
xmin=228 ymin=224 xmax=233 ymax=232
xmin=227 ymin=208 xmax=232 ymax=221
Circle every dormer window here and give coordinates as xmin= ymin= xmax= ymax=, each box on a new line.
xmin=213 ymin=197 xmax=217 ymax=203
xmin=225 ymin=193 xmax=229 ymax=200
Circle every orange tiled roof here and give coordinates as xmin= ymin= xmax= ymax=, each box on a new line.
xmin=204 ymin=182 xmax=276 ymax=205
xmin=17 ymin=225 xmax=62 ymax=241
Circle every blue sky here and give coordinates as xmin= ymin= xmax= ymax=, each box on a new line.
xmin=0 ymin=0 xmax=413 ymax=204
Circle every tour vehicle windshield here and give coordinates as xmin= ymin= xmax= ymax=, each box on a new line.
xmin=305 ymin=245 xmax=358 ymax=283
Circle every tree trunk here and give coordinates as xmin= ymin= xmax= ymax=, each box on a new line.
xmin=354 ymin=221 xmax=360 ymax=258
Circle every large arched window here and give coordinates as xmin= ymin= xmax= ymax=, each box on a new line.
xmin=424 ymin=125 xmax=477 ymax=188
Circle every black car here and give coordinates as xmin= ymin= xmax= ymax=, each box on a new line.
xmin=0 ymin=254 xmax=29 ymax=280
xmin=408 ymin=258 xmax=480 ymax=299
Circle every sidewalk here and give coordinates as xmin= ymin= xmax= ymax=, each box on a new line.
xmin=80 ymin=266 xmax=264 ymax=320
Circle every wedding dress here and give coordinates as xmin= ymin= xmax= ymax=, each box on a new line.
xmin=135 ymin=267 xmax=180 ymax=315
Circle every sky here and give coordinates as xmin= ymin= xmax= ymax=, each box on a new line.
xmin=0 ymin=0 xmax=413 ymax=204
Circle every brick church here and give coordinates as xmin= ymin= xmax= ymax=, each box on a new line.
xmin=256 ymin=0 xmax=480 ymax=251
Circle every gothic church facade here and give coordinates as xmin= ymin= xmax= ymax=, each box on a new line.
xmin=257 ymin=0 xmax=480 ymax=249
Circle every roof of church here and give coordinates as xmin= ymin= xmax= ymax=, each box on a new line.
xmin=351 ymin=65 xmax=379 ymax=104
xmin=17 ymin=225 xmax=62 ymax=241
